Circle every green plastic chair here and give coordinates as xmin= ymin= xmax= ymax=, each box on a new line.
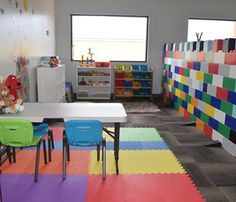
xmin=0 ymin=119 xmax=48 ymax=182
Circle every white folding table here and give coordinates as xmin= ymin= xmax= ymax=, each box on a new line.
xmin=0 ymin=102 xmax=127 ymax=174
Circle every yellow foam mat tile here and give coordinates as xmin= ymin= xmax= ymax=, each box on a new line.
xmin=89 ymin=150 xmax=185 ymax=175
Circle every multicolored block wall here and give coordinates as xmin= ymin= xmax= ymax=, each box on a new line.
xmin=163 ymin=39 xmax=236 ymax=156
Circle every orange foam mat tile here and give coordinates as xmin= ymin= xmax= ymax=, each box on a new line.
xmin=2 ymin=150 xmax=90 ymax=174
xmin=89 ymin=150 xmax=185 ymax=175
xmin=51 ymin=127 xmax=63 ymax=141
xmin=85 ymin=174 xmax=205 ymax=202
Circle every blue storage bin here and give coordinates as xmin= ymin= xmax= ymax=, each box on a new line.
xmin=132 ymin=64 xmax=140 ymax=71
xmin=140 ymin=65 xmax=148 ymax=72
xmin=124 ymin=80 xmax=132 ymax=88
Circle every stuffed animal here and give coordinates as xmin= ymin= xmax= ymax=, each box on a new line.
xmin=0 ymin=80 xmax=15 ymax=106
xmin=5 ymin=75 xmax=22 ymax=101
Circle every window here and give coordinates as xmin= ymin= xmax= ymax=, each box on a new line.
xmin=187 ymin=18 xmax=236 ymax=41
xmin=71 ymin=15 xmax=149 ymax=62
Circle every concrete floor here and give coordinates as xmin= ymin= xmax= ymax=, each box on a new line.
xmin=119 ymin=102 xmax=236 ymax=202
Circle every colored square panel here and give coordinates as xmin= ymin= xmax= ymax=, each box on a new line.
xmin=187 ymin=62 xmax=194 ymax=69
xmin=220 ymin=101 xmax=233 ymax=115
xmin=232 ymin=105 xmax=236 ymax=118
xmin=183 ymin=84 xmax=189 ymax=94
xmin=185 ymin=94 xmax=191 ymax=103
xmin=196 ymin=118 xmax=204 ymax=130
xmin=2 ymin=174 xmax=88 ymax=202
xmin=208 ymin=117 xmax=219 ymax=131
xmin=202 ymin=93 xmax=211 ymax=105
xmin=193 ymin=62 xmax=201 ymax=71
xmin=184 ymin=68 xmax=190 ymax=77
xmin=200 ymin=112 xmax=209 ymax=124
xmin=223 ymin=77 xmax=236 ymax=91
xmin=205 ymin=104 xmax=215 ymax=117
xmin=2 ymin=150 xmax=90 ymax=174
xmin=218 ymin=123 xmax=230 ymax=139
xmin=182 ymin=100 xmax=188 ymax=110
xmin=212 ymin=75 xmax=223 ymax=87
xmin=208 ymin=63 xmax=219 ymax=74
xmin=86 ymin=174 xmax=205 ymax=202
xmin=179 ymin=67 xmax=185 ymax=75
xmin=214 ymin=108 xmax=226 ymax=124
xmin=184 ymin=109 xmax=191 ymax=119
xmin=225 ymin=115 xmax=236 ymax=132
xmin=195 ymin=90 xmax=203 ymax=100
xmin=191 ymin=97 xmax=198 ymax=107
xmin=204 ymin=73 xmax=213 ymax=84
xmin=187 ymin=103 xmax=194 ymax=114
xmin=196 ymin=72 xmax=204 ymax=81
xmin=89 ymin=150 xmax=185 ymax=175
xmin=229 ymin=65 xmax=236 ymax=79
xmin=207 ymin=85 xmax=217 ymax=97
xmin=181 ymin=76 xmax=187 ymax=85
xmin=179 ymin=91 xmax=186 ymax=100
xmin=175 ymin=66 xmax=180 ymax=74
xmin=203 ymin=124 xmax=213 ymax=138
xmin=201 ymin=62 xmax=209 ymax=73
xmin=216 ymin=87 xmax=228 ymax=101
xmin=178 ymin=83 xmax=184 ymax=91
xmin=219 ymin=64 xmax=230 ymax=77
xmin=194 ymin=108 xmax=201 ymax=118
xmin=197 ymin=100 xmax=206 ymax=112
xmin=203 ymin=83 xmax=208 ymax=93
xmin=210 ymin=96 xmax=221 ymax=109
xmin=228 ymin=91 xmax=236 ymax=105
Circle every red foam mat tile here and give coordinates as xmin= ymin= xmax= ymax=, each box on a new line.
xmin=86 ymin=174 xmax=205 ymax=202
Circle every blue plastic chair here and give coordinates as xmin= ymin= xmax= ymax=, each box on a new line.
xmin=33 ymin=123 xmax=54 ymax=161
xmin=62 ymin=120 xmax=106 ymax=179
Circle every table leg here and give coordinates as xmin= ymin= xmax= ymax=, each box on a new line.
xmin=114 ymin=123 xmax=120 ymax=174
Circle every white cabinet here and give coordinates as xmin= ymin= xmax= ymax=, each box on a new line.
xmin=78 ymin=66 xmax=111 ymax=100
xmin=37 ymin=65 xmax=65 ymax=102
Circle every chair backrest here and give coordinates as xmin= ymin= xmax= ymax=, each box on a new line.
xmin=65 ymin=120 xmax=103 ymax=146
xmin=0 ymin=119 xmax=34 ymax=147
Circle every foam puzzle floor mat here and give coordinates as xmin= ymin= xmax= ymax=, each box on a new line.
xmin=1 ymin=127 xmax=205 ymax=202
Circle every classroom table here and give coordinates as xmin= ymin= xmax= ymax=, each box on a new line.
xmin=0 ymin=102 xmax=127 ymax=174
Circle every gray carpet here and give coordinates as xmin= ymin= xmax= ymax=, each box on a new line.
xmin=121 ymin=101 xmax=160 ymax=113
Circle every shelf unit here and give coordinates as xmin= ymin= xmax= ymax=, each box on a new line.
xmin=37 ymin=65 xmax=65 ymax=102
xmin=115 ymin=64 xmax=153 ymax=98
xmin=77 ymin=66 xmax=111 ymax=100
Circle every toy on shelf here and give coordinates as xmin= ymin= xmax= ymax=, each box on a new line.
xmin=48 ymin=56 xmax=61 ymax=67
xmin=0 ymin=75 xmax=23 ymax=114
xmin=79 ymin=48 xmax=95 ymax=67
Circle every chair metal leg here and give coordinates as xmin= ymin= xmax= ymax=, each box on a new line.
xmin=42 ymin=139 xmax=47 ymax=164
xmin=49 ymin=129 xmax=55 ymax=149
xmin=6 ymin=147 xmax=12 ymax=164
xmin=48 ymin=135 xmax=52 ymax=162
xmin=102 ymin=139 xmax=106 ymax=179
xmin=62 ymin=138 xmax=67 ymax=180
xmin=66 ymin=145 xmax=70 ymax=162
xmin=12 ymin=147 xmax=16 ymax=163
xmin=35 ymin=141 xmax=41 ymax=182
xmin=97 ymin=145 xmax=100 ymax=161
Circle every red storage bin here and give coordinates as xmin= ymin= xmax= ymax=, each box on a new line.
xmin=115 ymin=71 xmax=124 ymax=79
xmin=95 ymin=62 xmax=110 ymax=67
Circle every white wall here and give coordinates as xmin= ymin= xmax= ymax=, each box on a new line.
xmin=0 ymin=0 xmax=55 ymax=101
xmin=55 ymin=0 xmax=236 ymax=94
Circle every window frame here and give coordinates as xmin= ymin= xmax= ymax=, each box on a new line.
xmin=70 ymin=14 xmax=149 ymax=63
xmin=187 ymin=17 xmax=236 ymax=41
